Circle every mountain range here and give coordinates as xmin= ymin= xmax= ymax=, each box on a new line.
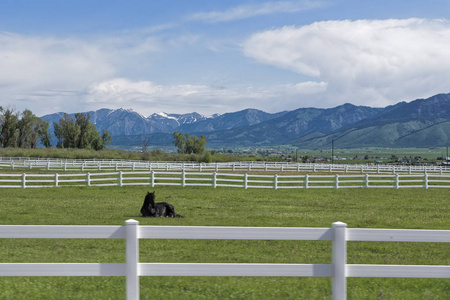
xmin=41 ymin=92 xmax=450 ymax=149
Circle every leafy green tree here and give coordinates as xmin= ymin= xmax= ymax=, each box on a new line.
xmin=75 ymin=113 xmax=91 ymax=149
xmin=173 ymin=131 xmax=186 ymax=154
xmin=54 ymin=113 xmax=111 ymax=150
xmin=0 ymin=107 xmax=19 ymax=148
xmin=54 ymin=113 xmax=79 ymax=148
xmin=17 ymin=109 xmax=34 ymax=148
xmin=173 ymin=131 xmax=207 ymax=154
xmin=37 ymin=120 xmax=52 ymax=148
xmin=101 ymin=129 xmax=112 ymax=148
xmin=191 ymin=134 xmax=207 ymax=155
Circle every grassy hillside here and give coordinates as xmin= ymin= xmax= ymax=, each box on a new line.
xmin=396 ymin=121 xmax=450 ymax=147
xmin=0 ymin=186 xmax=449 ymax=299
xmin=290 ymin=120 xmax=450 ymax=149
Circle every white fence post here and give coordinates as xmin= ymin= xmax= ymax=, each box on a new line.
xmin=365 ymin=174 xmax=369 ymax=188
xmin=55 ymin=173 xmax=59 ymax=187
xmin=305 ymin=174 xmax=309 ymax=189
xmin=213 ymin=172 xmax=217 ymax=188
xmin=332 ymin=221 xmax=347 ymax=300
xmin=244 ymin=174 xmax=248 ymax=189
xmin=151 ymin=171 xmax=155 ymax=187
xmin=182 ymin=170 xmax=186 ymax=187
xmin=274 ymin=174 xmax=278 ymax=190
xmin=22 ymin=173 xmax=26 ymax=189
xmin=335 ymin=174 xmax=339 ymax=189
xmin=425 ymin=173 xmax=429 ymax=189
xmin=119 ymin=171 xmax=123 ymax=187
xmin=396 ymin=174 xmax=400 ymax=189
xmin=126 ymin=219 xmax=139 ymax=300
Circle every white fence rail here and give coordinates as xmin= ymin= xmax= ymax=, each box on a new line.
xmin=1 ymin=171 xmax=450 ymax=189
xmin=0 ymin=220 xmax=448 ymax=300
xmin=1 ymin=158 xmax=449 ymax=175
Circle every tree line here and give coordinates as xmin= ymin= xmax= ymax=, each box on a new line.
xmin=0 ymin=107 xmax=111 ymax=150
xmin=1 ymin=106 xmax=208 ymax=155
xmin=0 ymin=107 xmax=51 ymax=148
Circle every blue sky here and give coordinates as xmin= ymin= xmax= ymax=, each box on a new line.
xmin=1 ymin=0 xmax=450 ymax=117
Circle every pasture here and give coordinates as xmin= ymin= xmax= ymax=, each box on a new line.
xmin=0 ymin=186 xmax=449 ymax=299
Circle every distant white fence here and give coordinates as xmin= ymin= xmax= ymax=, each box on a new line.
xmin=0 ymin=220 xmax=448 ymax=300
xmin=1 ymin=171 xmax=450 ymax=189
xmin=1 ymin=158 xmax=449 ymax=175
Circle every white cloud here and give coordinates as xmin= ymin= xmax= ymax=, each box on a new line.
xmin=82 ymin=78 xmax=273 ymax=115
xmin=0 ymin=32 xmax=117 ymax=115
xmin=85 ymin=79 xmax=163 ymax=103
xmin=0 ymin=30 xmax=166 ymax=115
xmin=286 ymin=81 xmax=328 ymax=94
xmin=80 ymin=77 xmax=329 ymax=116
xmin=189 ymin=0 xmax=325 ymax=23
xmin=0 ymin=32 xmax=115 ymax=91
xmin=243 ymin=18 xmax=450 ymax=107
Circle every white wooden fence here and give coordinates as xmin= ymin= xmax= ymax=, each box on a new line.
xmin=1 ymin=158 xmax=449 ymax=175
xmin=1 ymin=171 xmax=450 ymax=189
xmin=0 ymin=220 xmax=448 ymax=300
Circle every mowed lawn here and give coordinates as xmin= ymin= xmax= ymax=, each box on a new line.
xmin=0 ymin=186 xmax=449 ymax=299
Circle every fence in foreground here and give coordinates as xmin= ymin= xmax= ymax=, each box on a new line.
xmin=1 ymin=158 xmax=449 ymax=175
xmin=0 ymin=220 xmax=448 ymax=300
xmin=1 ymin=170 xmax=450 ymax=189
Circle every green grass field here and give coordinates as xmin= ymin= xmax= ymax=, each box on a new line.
xmin=0 ymin=186 xmax=449 ymax=299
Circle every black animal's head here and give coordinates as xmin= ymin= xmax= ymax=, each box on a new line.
xmin=144 ymin=191 xmax=156 ymax=208
xmin=147 ymin=191 xmax=155 ymax=199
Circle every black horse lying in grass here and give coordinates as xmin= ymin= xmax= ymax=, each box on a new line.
xmin=140 ymin=191 xmax=183 ymax=218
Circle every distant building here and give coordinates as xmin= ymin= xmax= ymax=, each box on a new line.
xmin=444 ymin=157 xmax=450 ymax=167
